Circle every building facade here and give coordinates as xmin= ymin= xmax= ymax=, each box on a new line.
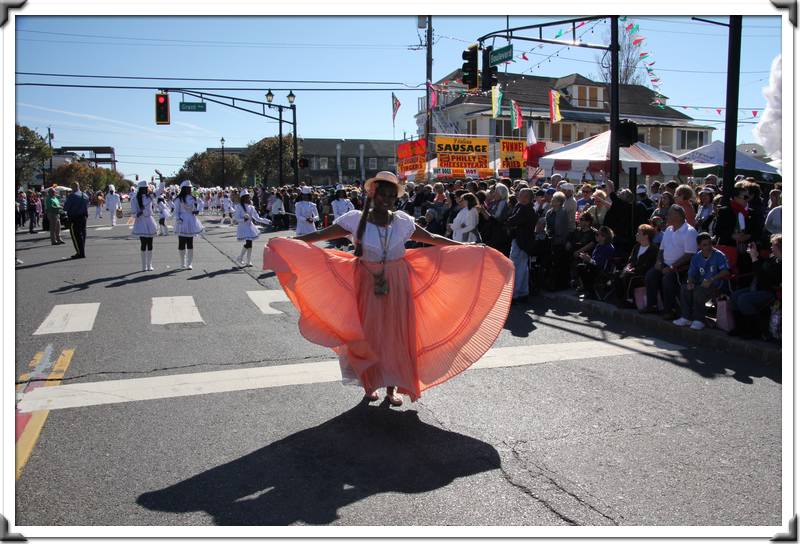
xmin=415 ymin=71 xmax=714 ymax=157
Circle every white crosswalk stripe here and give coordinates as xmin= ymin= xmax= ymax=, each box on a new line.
xmin=16 ymin=338 xmax=684 ymax=413
xmin=33 ymin=303 xmax=101 ymax=335
xmin=246 ymin=290 xmax=291 ymax=315
xmin=150 ymin=296 xmax=204 ymax=325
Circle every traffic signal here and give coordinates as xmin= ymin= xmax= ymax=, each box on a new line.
xmin=461 ymin=44 xmax=479 ymax=91
xmin=481 ymin=46 xmax=499 ymax=91
xmin=155 ymin=93 xmax=170 ymax=125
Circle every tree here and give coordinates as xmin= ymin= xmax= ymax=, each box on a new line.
xmin=15 ymin=124 xmax=52 ymax=186
xmin=50 ymin=162 xmax=126 ymax=193
xmin=594 ymin=23 xmax=646 ymax=86
xmin=242 ymin=135 xmax=301 ymax=186
xmin=174 ymin=151 xmax=244 ymax=187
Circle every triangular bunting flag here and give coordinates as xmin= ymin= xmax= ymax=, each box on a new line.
xmin=752 ymin=110 xmax=758 ymax=117
xmin=716 ymin=108 xmax=722 ymax=115
xmin=633 ymin=37 xmax=645 ymax=45
xmin=521 ymin=52 xmax=528 ymax=60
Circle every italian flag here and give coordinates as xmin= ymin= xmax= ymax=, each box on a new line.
xmin=511 ymin=99 xmax=523 ymax=130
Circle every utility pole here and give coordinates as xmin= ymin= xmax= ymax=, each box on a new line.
xmin=278 ymin=108 xmax=283 ymax=186
xmin=425 ymin=15 xmax=433 ymax=173
xmin=609 ymin=17 xmax=620 ymax=184
xmin=722 ymin=16 xmax=742 ymax=199
xmin=47 ymin=127 xmax=54 ymax=183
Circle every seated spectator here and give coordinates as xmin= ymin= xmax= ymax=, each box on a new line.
xmin=616 ymin=224 xmax=658 ymax=307
xmin=642 ymin=204 xmax=698 ymax=319
xmin=576 ymin=226 xmax=616 ymax=300
xmin=674 ymin=184 xmax=697 ymax=227
xmin=650 ymin=215 xmax=666 ymax=245
xmin=712 ymin=180 xmax=760 ymax=280
xmin=576 ymin=184 xmax=594 ymax=212
xmin=729 ymin=235 xmax=781 ymax=338
xmin=695 ymin=187 xmax=715 ymax=232
xmin=651 ymin=192 xmax=675 ymax=222
xmin=673 ymin=232 xmax=731 ymax=330
xmin=570 ymin=212 xmax=597 ymax=284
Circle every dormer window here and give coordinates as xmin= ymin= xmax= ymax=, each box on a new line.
xmin=576 ymin=86 xmax=602 ymax=109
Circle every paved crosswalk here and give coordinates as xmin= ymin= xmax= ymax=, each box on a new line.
xmin=30 ymin=290 xmax=291 ymax=335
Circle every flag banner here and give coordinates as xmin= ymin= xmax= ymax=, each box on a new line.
xmin=549 ymin=89 xmax=562 ymax=124
xmin=752 ymin=110 xmax=759 ymax=117
xmin=491 ymin=84 xmax=504 ymax=118
xmin=499 ymin=139 xmax=525 ymax=169
xmin=435 ymin=136 xmax=490 ymax=169
xmin=396 ymin=139 xmax=426 ymax=159
xmin=521 ymin=52 xmax=529 ymax=60
xmin=392 ymin=93 xmax=401 ymax=122
xmin=511 ymin=99 xmax=523 ymax=130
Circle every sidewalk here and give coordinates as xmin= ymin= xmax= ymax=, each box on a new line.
xmin=541 ymin=290 xmax=782 ymax=366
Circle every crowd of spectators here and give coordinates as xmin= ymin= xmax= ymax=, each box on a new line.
xmin=256 ymin=172 xmax=781 ymax=343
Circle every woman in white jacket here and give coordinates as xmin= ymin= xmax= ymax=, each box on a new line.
xmin=449 ymin=192 xmax=480 ymax=243
xmin=234 ymin=189 xmax=271 ymax=266
xmin=130 ymin=180 xmax=159 ymax=271
xmin=105 ymin=185 xmax=122 ymax=226
xmin=172 ymin=180 xmax=204 ymax=270
xmin=220 ymin=192 xmax=235 ymax=225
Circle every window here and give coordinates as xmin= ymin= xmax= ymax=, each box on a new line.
xmin=387 ymin=157 xmax=396 ymax=168
xmin=678 ymin=129 xmax=705 ymax=150
xmin=536 ymin=121 xmax=547 ymax=140
xmin=561 ymin=124 xmax=572 ymax=143
xmin=319 ymin=157 xmax=328 ymax=170
xmin=576 ymin=86 xmax=602 ymax=108
xmin=637 ymin=129 xmax=647 ymax=143
xmin=551 ymin=124 xmax=573 ymax=143
xmin=348 ymin=157 xmax=356 ymax=170
xmin=466 ymin=119 xmax=478 ymax=135
xmin=369 ymin=158 xmax=377 ymax=170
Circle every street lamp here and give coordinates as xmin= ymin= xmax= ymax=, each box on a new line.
xmin=287 ymin=90 xmax=295 ymax=104
xmin=266 ymin=90 xmax=274 ymax=104
xmin=220 ymin=137 xmax=226 ymax=187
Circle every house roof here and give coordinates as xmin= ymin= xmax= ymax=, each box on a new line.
xmin=297 ymin=138 xmax=396 ymax=157
xmin=433 ymin=70 xmax=694 ymax=122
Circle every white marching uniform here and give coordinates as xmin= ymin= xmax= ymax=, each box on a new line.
xmin=332 ymin=198 xmax=355 ymax=220
xmin=157 ymin=200 xmax=172 ymax=235
xmin=294 ymin=200 xmax=320 ymax=235
xmin=105 ymin=192 xmax=121 ymax=225
xmin=222 ymin=196 xmax=234 ymax=214
xmin=173 ymin=196 xmax=204 ymax=236
xmin=235 ymin=204 xmax=271 ymax=240
xmin=131 ymin=194 xmax=158 ymax=236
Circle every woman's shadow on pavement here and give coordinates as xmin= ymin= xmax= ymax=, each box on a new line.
xmin=137 ymin=399 xmax=500 ymax=525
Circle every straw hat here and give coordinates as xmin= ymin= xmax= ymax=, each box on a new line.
xmin=365 ymin=171 xmax=405 ymax=197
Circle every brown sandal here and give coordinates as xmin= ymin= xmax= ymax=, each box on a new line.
xmin=365 ymin=391 xmax=379 ymax=402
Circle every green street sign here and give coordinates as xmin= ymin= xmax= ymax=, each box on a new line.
xmin=179 ymin=102 xmax=207 ymax=112
xmin=490 ymin=44 xmax=513 ymax=66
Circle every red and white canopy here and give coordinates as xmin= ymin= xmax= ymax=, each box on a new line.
xmin=537 ymin=130 xmax=693 ymax=177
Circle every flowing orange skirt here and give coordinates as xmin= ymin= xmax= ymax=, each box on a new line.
xmin=263 ymin=238 xmax=514 ymax=400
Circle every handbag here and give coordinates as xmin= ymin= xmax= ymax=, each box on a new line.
xmin=116 ymin=208 xmax=124 ymax=219
xmin=715 ymin=296 xmax=736 ymax=332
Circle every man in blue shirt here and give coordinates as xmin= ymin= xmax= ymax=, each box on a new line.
xmin=674 ymin=232 xmax=730 ymax=330
xmin=63 ymin=182 xmax=90 ymax=259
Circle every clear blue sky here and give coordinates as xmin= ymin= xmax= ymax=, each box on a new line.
xmin=15 ymin=15 xmax=781 ymax=180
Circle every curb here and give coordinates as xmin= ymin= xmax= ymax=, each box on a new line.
xmin=541 ymin=291 xmax=782 ymax=366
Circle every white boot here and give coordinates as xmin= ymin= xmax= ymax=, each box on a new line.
xmin=186 ymin=249 xmax=194 ymax=270
xmin=146 ymin=250 xmax=154 ymax=271
xmin=245 ymin=247 xmax=253 ymax=267
xmin=178 ymin=249 xmax=186 ymax=269
xmin=237 ymin=247 xmax=247 ymax=266
xmin=140 ymin=251 xmax=148 ymax=272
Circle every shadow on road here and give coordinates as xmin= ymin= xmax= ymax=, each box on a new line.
xmin=137 ymin=398 xmax=500 ymax=525
xmin=50 ymin=272 xmax=138 ymax=293
xmin=187 ymin=267 xmax=243 ymax=280
xmin=105 ymin=270 xmax=179 ymax=288
xmin=503 ymin=306 xmax=537 ymax=338
xmin=15 ymin=257 xmax=78 ymax=271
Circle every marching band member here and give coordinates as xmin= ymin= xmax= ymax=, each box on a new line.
xmin=105 ymin=185 xmax=122 ymax=226
xmin=220 ymin=191 xmax=235 ymax=225
xmin=131 ymin=180 xmax=158 ymax=271
xmin=294 ymin=186 xmax=319 ymax=236
xmin=157 ymin=195 xmax=171 ymax=236
xmin=235 ymin=189 xmax=271 ymax=266
xmin=173 ymin=180 xmax=204 ymax=270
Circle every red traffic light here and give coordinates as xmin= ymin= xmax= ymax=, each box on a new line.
xmin=155 ymin=93 xmax=170 ymax=125
xmin=157 ymin=95 xmax=166 ymax=104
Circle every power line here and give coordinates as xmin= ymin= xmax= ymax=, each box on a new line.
xmin=634 ymin=16 xmax=781 ymax=29
xmin=16 ymin=71 xmax=424 ymax=87
xmin=16 ymin=82 xmax=423 ymax=91
xmin=16 ymin=29 xmax=414 ymax=49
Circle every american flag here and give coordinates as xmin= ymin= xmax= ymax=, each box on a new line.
xmin=392 ymin=93 xmax=401 ymax=123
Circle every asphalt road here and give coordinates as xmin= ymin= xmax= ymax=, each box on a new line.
xmin=13 ymin=207 xmax=782 ymax=529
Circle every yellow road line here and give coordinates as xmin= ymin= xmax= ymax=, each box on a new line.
xmin=16 ymin=348 xmax=74 ymax=480
xmin=28 ymin=351 xmax=43 ymax=369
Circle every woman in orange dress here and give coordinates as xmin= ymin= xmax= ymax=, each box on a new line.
xmin=263 ymin=172 xmax=514 ymax=406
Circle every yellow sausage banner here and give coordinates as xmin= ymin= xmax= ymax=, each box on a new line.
xmin=435 ymin=136 xmax=489 ymax=169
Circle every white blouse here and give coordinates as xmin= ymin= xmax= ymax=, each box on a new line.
xmin=451 ymin=207 xmax=479 ymax=243
xmin=334 ymin=210 xmax=417 ymax=262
